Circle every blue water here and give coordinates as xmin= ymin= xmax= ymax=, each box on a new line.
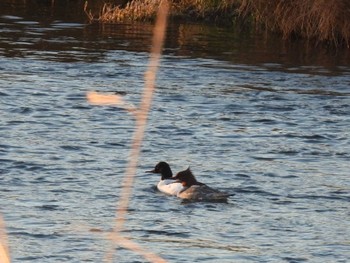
xmin=1 ymin=4 xmax=350 ymax=263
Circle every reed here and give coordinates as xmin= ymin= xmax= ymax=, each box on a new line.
xmin=171 ymin=0 xmax=237 ymax=19
xmin=85 ymin=0 xmax=238 ymax=22
xmin=85 ymin=0 xmax=164 ymax=22
xmin=0 ymin=215 xmax=10 ymax=263
xmin=238 ymin=0 xmax=350 ymax=47
xmin=87 ymin=0 xmax=170 ymax=262
xmin=85 ymin=0 xmax=350 ymax=47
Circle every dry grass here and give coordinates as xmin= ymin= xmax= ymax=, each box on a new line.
xmin=87 ymin=0 xmax=170 ymax=262
xmin=85 ymin=0 xmax=238 ymax=22
xmin=238 ymin=0 xmax=350 ymax=47
xmin=0 ymin=215 xmax=10 ymax=263
xmin=85 ymin=0 xmax=350 ymax=47
xmin=171 ymin=0 xmax=237 ymax=18
xmin=85 ymin=0 xmax=164 ymax=22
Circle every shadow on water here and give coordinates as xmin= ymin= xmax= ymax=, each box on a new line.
xmin=0 ymin=0 xmax=349 ymax=73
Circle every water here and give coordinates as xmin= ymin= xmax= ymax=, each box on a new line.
xmin=1 ymin=1 xmax=350 ymax=262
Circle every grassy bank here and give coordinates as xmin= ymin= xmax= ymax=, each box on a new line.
xmin=85 ymin=0 xmax=350 ymax=47
xmin=85 ymin=0 xmax=238 ymax=22
xmin=239 ymin=0 xmax=350 ymax=47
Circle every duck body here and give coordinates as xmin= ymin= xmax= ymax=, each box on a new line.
xmin=157 ymin=179 xmax=184 ymax=196
xmin=173 ymin=168 xmax=232 ymax=202
xmin=147 ymin=162 xmax=184 ymax=196
xmin=177 ymin=184 xmax=230 ymax=202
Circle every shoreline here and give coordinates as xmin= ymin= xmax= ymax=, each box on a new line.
xmin=85 ymin=0 xmax=350 ymax=49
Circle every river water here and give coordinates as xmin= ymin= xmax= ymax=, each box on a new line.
xmin=1 ymin=1 xmax=349 ymax=263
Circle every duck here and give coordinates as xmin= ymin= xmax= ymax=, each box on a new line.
xmin=171 ymin=167 xmax=232 ymax=202
xmin=146 ymin=162 xmax=184 ymax=196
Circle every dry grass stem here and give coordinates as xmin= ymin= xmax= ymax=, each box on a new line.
xmin=110 ymin=0 xmax=168 ymax=244
xmin=86 ymin=1 xmax=170 ymax=262
xmin=0 ymin=215 xmax=10 ymax=263
xmin=109 ymin=235 xmax=168 ymax=263
xmin=86 ymin=91 xmax=127 ymax=106
xmin=86 ymin=91 xmax=137 ymax=114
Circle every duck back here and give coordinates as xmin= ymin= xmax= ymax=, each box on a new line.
xmin=177 ymin=184 xmax=230 ymax=202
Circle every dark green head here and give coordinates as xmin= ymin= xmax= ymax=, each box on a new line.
xmin=146 ymin=161 xmax=173 ymax=180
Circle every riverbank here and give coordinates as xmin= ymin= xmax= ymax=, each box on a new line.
xmin=85 ymin=0 xmax=350 ymax=48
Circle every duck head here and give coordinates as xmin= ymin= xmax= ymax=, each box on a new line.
xmin=172 ymin=167 xmax=202 ymax=187
xmin=146 ymin=161 xmax=173 ymax=180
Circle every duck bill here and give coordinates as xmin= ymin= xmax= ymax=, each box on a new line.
xmin=145 ymin=169 xmax=156 ymax=173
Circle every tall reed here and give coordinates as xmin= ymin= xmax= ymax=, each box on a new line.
xmin=85 ymin=0 xmax=238 ymax=22
xmin=85 ymin=0 xmax=164 ymax=22
xmin=85 ymin=0 xmax=350 ymax=47
xmin=87 ymin=0 xmax=170 ymax=262
xmin=238 ymin=0 xmax=350 ymax=47
xmin=0 ymin=215 xmax=10 ymax=263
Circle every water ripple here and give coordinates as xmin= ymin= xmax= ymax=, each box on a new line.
xmin=0 ymin=7 xmax=349 ymax=263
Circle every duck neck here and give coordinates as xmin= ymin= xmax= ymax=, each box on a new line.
xmin=185 ymin=177 xmax=203 ymax=187
xmin=161 ymin=171 xmax=173 ymax=180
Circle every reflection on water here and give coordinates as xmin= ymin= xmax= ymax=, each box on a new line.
xmin=1 ymin=0 xmax=350 ymax=69
xmin=1 ymin=1 xmax=350 ymax=263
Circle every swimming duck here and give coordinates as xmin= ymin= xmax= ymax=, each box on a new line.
xmin=172 ymin=167 xmax=231 ymax=202
xmin=146 ymin=162 xmax=184 ymax=196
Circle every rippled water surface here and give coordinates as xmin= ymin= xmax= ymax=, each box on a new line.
xmin=1 ymin=1 xmax=350 ymax=263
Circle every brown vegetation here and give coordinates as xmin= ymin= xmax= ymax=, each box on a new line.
xmin=85 ymin=0 xmax=162 ymax=22
xmin=85 ymin=0 xmax=350 ymax=47
xmin=84 ymin=0 xmax=238 ymax=22
xmin=239 ymin=0 xmax=350 ymax=47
